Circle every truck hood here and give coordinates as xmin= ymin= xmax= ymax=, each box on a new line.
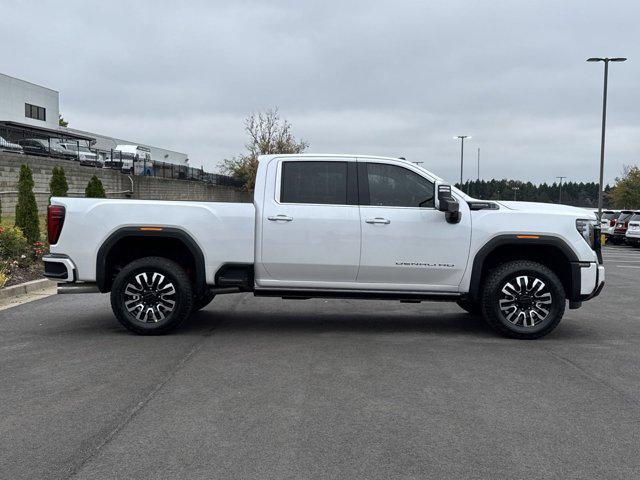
xmin=496 ymin=201 xmax=596 ymax=219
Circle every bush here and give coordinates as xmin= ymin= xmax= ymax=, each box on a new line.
xmin=49 ymin=166 xmax=69 ymax=198
xmin=85 ymin=175 xmax=106 ymax=198
xmin=0 ymin=225 xmax=29 ymax=261
xmin=14 ymin=164 xmax=40 ymax=243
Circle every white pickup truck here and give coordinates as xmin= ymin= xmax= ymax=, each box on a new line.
xmin=44 ymin=154 xmax=605 ymax=339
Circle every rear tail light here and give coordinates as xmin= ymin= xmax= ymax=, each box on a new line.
xmin=47 ymin=205 xmax=65 ymax=244
xmin=610 ymin=219 xmax=616 ymax=227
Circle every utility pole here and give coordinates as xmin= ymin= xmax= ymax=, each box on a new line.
xmin=586 ymin=56 xmax=627 ymax=218
xmin=556 ymin=176 xmax=566 ymax=203
xmin=454 ymin=135 xmax=470 ymax=191
xmin=477 ymin=147 xmax=480 ymax=198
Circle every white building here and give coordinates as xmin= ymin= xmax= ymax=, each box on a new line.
xmin=0 ymin=72 xmax=189 ymax=166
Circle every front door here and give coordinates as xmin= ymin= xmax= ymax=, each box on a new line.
xmin=259 ymin=158 xmax=361 ymax=287
xmin=357 ymin=160 xmax=472 ymax=291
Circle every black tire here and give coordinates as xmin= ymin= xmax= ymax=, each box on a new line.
xmin=456 ymin=299 xmax=482 ymax=315
xmin=193 ymin=289 xmax=216 ymax=311
xmin=110 ymin=256 xmax=194 ymax=335
xmin=480 ymin=260 xmax=565 ymax=340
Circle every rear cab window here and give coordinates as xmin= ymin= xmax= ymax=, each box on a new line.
xmin=280 ymin=161 xmax=356 ymax=205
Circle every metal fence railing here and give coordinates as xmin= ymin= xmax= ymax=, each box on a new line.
xmin=0 ymin=124 xmax=242 ymax=187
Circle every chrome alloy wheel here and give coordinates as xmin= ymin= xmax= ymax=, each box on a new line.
xmin=498 ymin=275 xmax=553 ymax=327
xmin=123 ymin=272 xmax=177 ymax=323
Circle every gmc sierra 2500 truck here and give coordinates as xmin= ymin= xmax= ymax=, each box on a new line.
xmin=43 ymin=154 xmax=604 ymax=339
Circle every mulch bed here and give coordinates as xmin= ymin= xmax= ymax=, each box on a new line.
xmin=4 ymin=262 xmax=45 ymax=288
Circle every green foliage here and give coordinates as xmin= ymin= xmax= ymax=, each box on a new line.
xmin=49 ymin=166 xmax=69 ymax=198
xmin=0 ymin=225 xmax=28 ymax=261
xmin=58 ymin=115 xmax=69 ymax=127
xmin=609 ymin=165 xmax=640 ymax=209
xmin=85 ymin=175 xmax=106 ymax=198
xmin=222 ymin=108 xmax=308 ymax=191
xmin=456 ymin=179 xmax=609 ymax=208
xmin=14 ymin=164 xmax=40 ymax=243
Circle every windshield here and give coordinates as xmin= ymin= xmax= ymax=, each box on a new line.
xmin=630 ymin=214 xmax=640 ymax=222
xmin=413 ymin=164 xmax=470 ymax=200
xmin=601 ymin=212 xmax=615 ymax=220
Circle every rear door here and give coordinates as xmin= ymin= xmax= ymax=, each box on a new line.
xmin=259 ymin=158 xmax=361 ymax=287
xmin=357 ymin=159 xmax=472 ymax=291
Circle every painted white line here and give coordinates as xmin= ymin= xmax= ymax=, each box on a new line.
xmin=606 ymin=260 xmax=640 ymax=263
xmin=617 ymin=265 xmax=640 ymax=269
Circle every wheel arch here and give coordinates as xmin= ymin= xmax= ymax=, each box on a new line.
xmin=96 ymin=227 xmax=206 ymax=295
xmin=468 ymin=235 xmax=580 ymax=302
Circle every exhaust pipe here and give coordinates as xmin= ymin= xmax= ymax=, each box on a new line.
xmin=57 ymin=283 xmax=101 ymax=294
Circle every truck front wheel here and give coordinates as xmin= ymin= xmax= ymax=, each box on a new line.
xmin=480 ymin=260 xmax=565 ymax=339
xmin=110 ymin=256 xmax=194 ymax=335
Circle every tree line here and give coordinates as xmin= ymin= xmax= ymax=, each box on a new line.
xmin=454 ymin=179 xmax=612 ymax=208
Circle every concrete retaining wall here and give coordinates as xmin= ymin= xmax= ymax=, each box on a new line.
xmin=0 ymin=152 xmax=250 ymax=215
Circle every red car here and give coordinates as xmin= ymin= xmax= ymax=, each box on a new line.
xmin=610 ymin=210 xmax=635 ymax=244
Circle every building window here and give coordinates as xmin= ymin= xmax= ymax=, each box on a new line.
xmin=25 ymin=103 xmax=46 ymax=121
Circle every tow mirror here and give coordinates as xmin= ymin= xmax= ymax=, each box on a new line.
xmin=436 ymin=184 xmax=461 ymax=224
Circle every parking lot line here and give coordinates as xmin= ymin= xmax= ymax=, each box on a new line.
xmin=617 ymin=265 xmax=640 ymax=269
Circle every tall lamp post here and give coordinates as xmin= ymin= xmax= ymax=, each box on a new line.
xmin=454 ymin=135 xmax=470 ymax=191
xmin=512 ymin=186 xmax=520 ymax=201
xmin=586 ymin=57 xmax=627 ymax=218
xmin=556 ymin=176 xmax=566 ymax=203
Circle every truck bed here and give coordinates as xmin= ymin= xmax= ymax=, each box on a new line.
xmin=50 ymin=197 xmax=255 ymax=284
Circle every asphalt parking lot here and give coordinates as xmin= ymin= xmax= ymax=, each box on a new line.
xmin=1 ymin=245 xmax=639 ymax=480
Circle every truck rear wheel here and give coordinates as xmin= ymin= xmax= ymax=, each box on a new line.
xmin=110 ymin=256 xmax=194 ymax=335
xmin=480 ymin=260 xmax=565 ymax=339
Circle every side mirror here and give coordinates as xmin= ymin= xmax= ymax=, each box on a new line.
xmin=436 ymin=184 xmax=461 ymax=224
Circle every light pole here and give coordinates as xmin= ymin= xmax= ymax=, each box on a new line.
xmin=476 ymin=147 xmax=480 ymax=197
xmin=454 ymin=135 xmax=470 ymax=191
xmin=512 ymin=186 xmax=520 ymax=201
xmin=556 ymin=176 xmax=566 ymax=203
xmin=587 ymin=56 xmax=627 ymax=218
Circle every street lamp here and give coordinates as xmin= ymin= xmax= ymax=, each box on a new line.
xmin=512 ymin=186 xmax=520 ymax=201
xmin=586 ymin=56 xmax=627 ymax=218
xmin=454 ymin=135 xmax=470 ymax=190
xmin=556 ymin=176 xmax=566 ymax=203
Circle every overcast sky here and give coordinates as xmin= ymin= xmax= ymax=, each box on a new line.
xmin=2 ymin=0 xmax=638 ymax=184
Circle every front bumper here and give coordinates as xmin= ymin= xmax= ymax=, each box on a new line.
xmin=43 ymin=254 xmax=76 ymax=282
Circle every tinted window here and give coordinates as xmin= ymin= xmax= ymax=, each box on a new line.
xmin=281 ymin=161 xmax=348 ymax=205
xmin=601 ymin=212 xmax=615 ymax=220
xmin=25 ymin=103 xmax=46 ymax=121
xmin=365 ymin=163 xmax=434 ymax=208
xmin=630 ymin=214 xmax=640 ymax=222
xmin=618 ymin=213 xmax=633 ymax=223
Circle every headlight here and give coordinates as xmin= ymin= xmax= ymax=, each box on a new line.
xmin=576 ymin=219 xmax=597 ymax=247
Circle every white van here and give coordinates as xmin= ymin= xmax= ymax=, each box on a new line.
xmin=108 ymin=145 xmax=152 ymax=174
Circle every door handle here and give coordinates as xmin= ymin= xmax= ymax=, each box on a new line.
xmin=365 ymin=217 xmax=391 ymax=225
xmin=267 ymin=214 xmax=293 ymax=222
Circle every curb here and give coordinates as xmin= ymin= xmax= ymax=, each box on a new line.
xmin=0 ymin=278 xmax=57 ymax=301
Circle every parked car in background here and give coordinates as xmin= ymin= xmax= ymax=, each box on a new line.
xmin=0 ymin=135 xmax=24 ymax=154
xmin=624 ymin=212 xmax=640 ymax=246
xmin=610 ymin=210 xmax=635 ymax=244
xmin=58 ymin=142 xmax=102 ymax=167
xmin=107 ymin=144 xmax=152 ymax=173
xmin=17 ymin=138 xmax=77 ymax=160
xmin=600 ymin=210 xmax=621 ymax=238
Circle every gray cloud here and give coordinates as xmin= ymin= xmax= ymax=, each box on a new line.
xmin=1 ymin=0 xmax=638 ymax=184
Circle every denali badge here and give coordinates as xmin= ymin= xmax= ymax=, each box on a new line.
xmin=395 ymin=262 xmax=455 ymax=268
